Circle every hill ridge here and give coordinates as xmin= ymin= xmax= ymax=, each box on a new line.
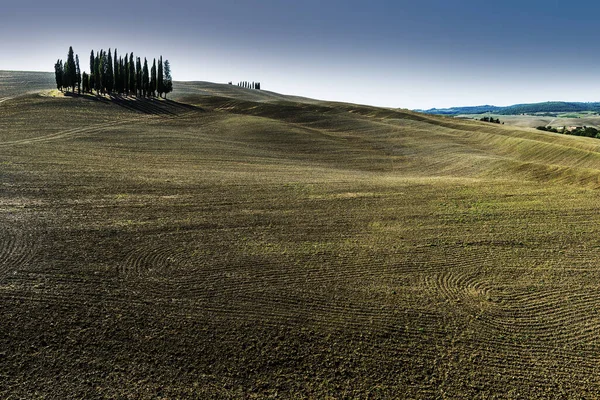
xmin=420 ymin=101 xmax=600 ymax=116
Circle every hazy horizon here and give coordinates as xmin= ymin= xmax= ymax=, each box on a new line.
xmin=3 ymin=0 xmax=600 ymax=109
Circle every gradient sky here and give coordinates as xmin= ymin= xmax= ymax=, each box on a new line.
xmin=2 ymin=0 xmax=600 ymax=108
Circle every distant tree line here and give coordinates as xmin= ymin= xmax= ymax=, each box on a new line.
xmin=422 ymin=105 xmax=502 ymax=116
xmin=538 ymin=125 xmax=600 ymax=138
xmin=480 ymin=116 xmax=502 ymax=124
xmin=54 ymin=46 xmax=173 ymax=98
xmin=499 ymin=102 xmax=600 ymax=115
xmin=235 ymin=81 xmax=261 ymax=90
xmin=425 ymin=102 xmax=600 ymax=117
xmin=536 ymin=126 xmax=560 ymax=133
xmin=568 ymin=126 xmax=600 ymax=137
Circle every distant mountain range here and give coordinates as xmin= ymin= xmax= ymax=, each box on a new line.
xmin=418 ymin=102 xmax=600 ymax=116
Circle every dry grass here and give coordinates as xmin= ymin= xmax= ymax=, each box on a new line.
xmin=3 ymin=72 xmax=600 ymax=397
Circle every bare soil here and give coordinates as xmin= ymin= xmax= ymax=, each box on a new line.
xmin=3 ymin=72 xmax=600 ymax=398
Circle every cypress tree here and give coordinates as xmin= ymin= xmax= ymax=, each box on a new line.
xmin=64 ymin=63 xmax=70 ymax=92
xmin=99 ymin=51 xmax=104 ymax=94
xmin=89 ymin=50 xmax=95 ymax=93
xmin=101 ymin=50 xmax=106 ymax=93
xmin=122 ymin=58 xmax=126 ymax=94
xmin=103 ymin=50 xmax=109 ymax=94
xmin=93 ymin=54 xmax=98 ymax=94
xmin=94 ymin=52 xmax=102 ymax=94
xmin=157 ymin=56 xmax=164 ymax=98
xmin=75 ymin=55 xmax=81 ymax=94
xmin=101 ymin=50 xmax=108 ymax=94
xmin=163 ymin=60 xmax=173 ymax=99
xmin=113 ymin=49 xmax=119 ymax=94
xmin=63 ymin=59 xmax=70 ymax=91
xmin=136 ymin=57 xmax=142 ymax=97
xmin=99 ymin=50 xmax=103 ymax=92
xmin=66 ymin=46 xmax=77 ymax=92
xmin=54 ymin=59 xmax=63 ymax=91
xmin=150 ymin=58 xmax=157 ymax=97
xmin=115 ymin=57 xmax=120 ymax=94
xmin=82 ymin=72 xmax=88 ymax=93
xmin=124 ymin=56 xmax=130 ymax=95
xmin=106 ymin=49 xmax=114 ymax=94
xmin=130 ymin=53 xmax=136 ymax=96
xmin=142 ymin=58 xmax=149 ymax=98
xmin=119 ymin=57 xmax=123 ymax=94
xmin=120 ymin=57 xmax=125 ymax=95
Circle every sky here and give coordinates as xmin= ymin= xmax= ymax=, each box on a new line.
xmin=2 ymin=0 xmax=600 ymax=109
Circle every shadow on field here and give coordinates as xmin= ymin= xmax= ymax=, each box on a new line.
xmin=66 ymin=92 xmax=203 ymax=116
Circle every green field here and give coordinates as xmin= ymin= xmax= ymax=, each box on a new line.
xmin=4 ymin=71 xmax=600 ymax=398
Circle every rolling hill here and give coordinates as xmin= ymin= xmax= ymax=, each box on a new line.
xmin=422 ymin=101 xmax=600 ymax=115
xmin=3 ymin=71 xmax=600 ymax=397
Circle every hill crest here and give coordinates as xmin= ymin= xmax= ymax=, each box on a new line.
xmin=420 ymin=101 xmax=600 ymax=116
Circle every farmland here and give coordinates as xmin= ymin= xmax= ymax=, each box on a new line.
xmin=457 ymin=112 xmax=600 ymax=130
xmin=4 ymin=71 xmax=600 ymax=397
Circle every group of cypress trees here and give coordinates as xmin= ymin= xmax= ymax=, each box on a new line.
xmin=54 ymin=46 xmax=173 ymax=99
xmin=236 ymin=81 xmax=261 ymax=90
xmin=54 ymin=47 xmax=80 ymax=94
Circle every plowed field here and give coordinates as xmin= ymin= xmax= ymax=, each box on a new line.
xmin=3 ymin=72 xmax=600 ymax=398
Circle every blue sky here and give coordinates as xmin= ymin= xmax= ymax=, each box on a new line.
xmin=1 ymin=0 xmax=599 ymax=108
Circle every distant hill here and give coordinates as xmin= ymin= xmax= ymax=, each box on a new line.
xmin=0 ymin=70 xmax=55 ymax=98
xmin=417 ymin=105 xmax=503 ymax=115
xmin=420 ymin=101 xmax=600 ymax=116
